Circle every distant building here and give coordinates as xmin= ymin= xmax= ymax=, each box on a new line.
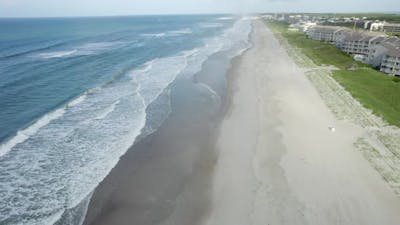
xmin=302 ymin=22 xmax=317 ymax=32
xmin=291 ymin=22 xmax=317 ymax=32
xmin=383 ymin=23 xmax=400 ymax=33
xmin=355 ymin=20 xmax=366 ymax=29
xmin=370 ymin=22 xmax=384 ymax=31
xmin=262 ymin=15 xmax=273 ymax=20
xmin=364 ymin=21 xmax=372 ymax=30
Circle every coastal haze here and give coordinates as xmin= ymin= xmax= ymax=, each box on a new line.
xmin=1 ymin=1 xmax=400 ymax=225
xmin=0 ymin=0 xmax=399 ymax=16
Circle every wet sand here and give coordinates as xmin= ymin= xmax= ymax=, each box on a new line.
xmin=203 ymin=20 xmax=400 ymax=225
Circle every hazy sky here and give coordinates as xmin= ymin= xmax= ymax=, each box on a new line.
xmin=0 ymin=0 xmax=399 ymax=17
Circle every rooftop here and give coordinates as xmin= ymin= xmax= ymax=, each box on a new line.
xmin=310 ymin=25 xmax=349 ymax=33
xmin=381 ymin=38 xmax=400 ymax=57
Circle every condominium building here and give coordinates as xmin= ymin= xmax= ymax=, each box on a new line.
xmin=337 ymin=32 xmax=386 ymax=58
xmin=368 ymin=37 xmax=400 ymax=67
xmin=306 ymin=26 xmax=350 ymax=43
xmin=378 ymin=40 xmax=400 ymax=76
xmin=383 ymin=23 xmax=400 ymax=33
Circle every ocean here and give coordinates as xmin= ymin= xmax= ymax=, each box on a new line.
xmin=0 ymin=15 xmax=251 ymax=225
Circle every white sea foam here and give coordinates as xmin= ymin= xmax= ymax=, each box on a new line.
xmin=167 ymin=28 xmax=193 ymax=36
xmin=217 ymin=16 xmax=234 ymax=20
xmin=38 ymin=50 xmax=78 ymax=59
xmin=95 ymin=100 xmax=120 ymax=120
xmin=0 ymin=92 xmax=90 ymax=158
xmin=36 ymin=41 xmax=127 ymax=59
xmin=141 ymin=33 xmax=166 ymax=38
xmin=199 ymin=23 xmax=224 ymax=28
xmin=0 ymin=107 xmax=66 ymax=157
xmin=131 ymin=54 xmax=188 ymax=105
xmin=78 ymin=42 xmax=119 ymax=50
xmin=68 ymin=94 xmax=87 ymax=108
xmin=76 ymin=41 xmax=125 ymax=55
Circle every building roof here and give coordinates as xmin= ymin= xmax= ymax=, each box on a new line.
xmin=342 ymin=31 xmax=386 ymax=42
xmin=309 ymin=25 xmax=348 ymax=33
xmin=370 ymin=36 xmax=386 ymax=43
xmin=384 ymin=47 xmax=400 ymax=58
xmin=383 ymin=23 xmax=400 ymax=27
xmin=360 ymin=33 xmax=387 ymax=42
xmin=342 ymin=32 xmax=365 ymax=41
xmin=381 ymin=38 xmax=400 ymax=57
xmin=383 ymin=37 xmax=400 ymax=45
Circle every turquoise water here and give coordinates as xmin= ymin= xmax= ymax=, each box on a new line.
xmin=0 ymin=15 xmax=251 ymax=225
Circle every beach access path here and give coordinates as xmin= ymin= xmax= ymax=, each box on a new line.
xmin=202 ymin=20 xmax=400 ymax=225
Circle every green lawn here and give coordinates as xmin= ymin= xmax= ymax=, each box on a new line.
xmin=265 ymin=20 xmax=400 ymax=127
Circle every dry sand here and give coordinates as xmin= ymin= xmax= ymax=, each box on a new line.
xmin=203 ymin=20 xmax=400 ymax=225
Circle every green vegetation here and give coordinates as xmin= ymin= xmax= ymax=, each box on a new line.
xmin=387 ymin=32 xmax=400 ymax=37
xmin=300 ymin=13 xmax=400 ymax=23
xmin=266 ymin=20 xmax=400 ymax=127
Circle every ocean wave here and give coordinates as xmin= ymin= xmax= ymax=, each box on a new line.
xmin=0 ymin=107 xmax=66 ymax=157
xmin=140 ymin=33 xmax=166 ymax=38
xmin=76 ymin=41 xmax=126 ymax=54
xmin=141 ymin=29 xmax=192 ymax=38
xmin=217 ymin=16 xmax=234 ymax=20
xmin=130 ymin=53 xmax=189 ymax=105
xmin=67 ymin=94 xmax=88 ymax=108
xmin=37 ymin=49 xmax=78 ymax=59
xmin=199 ymin=22 xmax=224 ymax=28
xmin=0 ymin=93 xmax=89 ymax=158
xmin=35 ymin=41 xmax=129 ymax=59
xmin=167 ymin=28 xmax=193 ymax=36
xmin=0 ymin=41 xmax=66 ymax=60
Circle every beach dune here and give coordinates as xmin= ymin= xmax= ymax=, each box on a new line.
xmin=203 ymin=20 xmax=400 ymax=225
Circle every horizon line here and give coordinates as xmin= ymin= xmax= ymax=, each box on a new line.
xmin=0 ymin=11 xmax=399 ymax=19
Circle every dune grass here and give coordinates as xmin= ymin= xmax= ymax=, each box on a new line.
xmin=265 ymin=20 xmax=400 ymax=127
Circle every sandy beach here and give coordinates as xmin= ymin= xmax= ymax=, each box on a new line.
xmin=203 ymin=20 xmax=400 ymax=225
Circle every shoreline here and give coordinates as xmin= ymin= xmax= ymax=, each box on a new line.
xmin=81 ymin=24 xmax=252 ymax=225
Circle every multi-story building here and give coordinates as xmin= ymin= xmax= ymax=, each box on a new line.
xmin=337 ymin=31 xmax=386 ymax=61
xmin=370 ymin=22 xmax=384 ymax=31
xmin=306 ymin=26 xmax=350 ymax=43
xmin=364 ymin=21 xmax=372 ymax=30
xmin=378 ymin=38 xmax=400 ymax=76
xmin=336 ymin=32 xmax=363 ymax=52
xmin=368 ymin=37 xmax=400 ymax=67
xmin=290 ymin=22 xmax=317 ymax=32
